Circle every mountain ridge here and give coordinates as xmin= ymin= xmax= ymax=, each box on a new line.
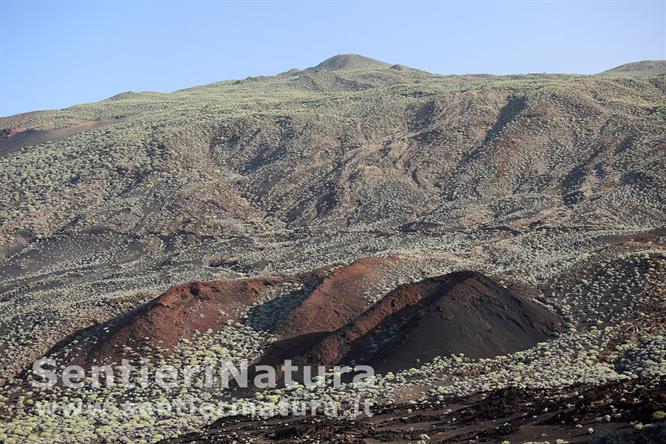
xmin=2 ymin=56 xmax=663 ymax=121
xmin=602 ymin=60 xmax=666 ymax=76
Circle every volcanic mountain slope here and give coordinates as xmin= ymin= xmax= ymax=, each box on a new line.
xmin=602 ymin=60 xmax=666 ymax=76
xmin=287 ymin=270 xmax=561 ymax=372
xmin=0 ymin=55 xmax=664 ymax=261
xmin=1 ymin=56 xmax=665 ymax=444
xmin=0 ymin=55 xmax=663 ymax=365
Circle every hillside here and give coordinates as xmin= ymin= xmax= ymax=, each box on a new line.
xmin=1 ymin=58 xmax=664 ymax=260
xmin=0 ymin=56 xmax=665 ymax=443
xmin=602 ymin=60 xmax=666 ymax=76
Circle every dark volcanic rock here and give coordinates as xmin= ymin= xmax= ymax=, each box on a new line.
xmin=296 ymin=271 xmax=562 ymax=371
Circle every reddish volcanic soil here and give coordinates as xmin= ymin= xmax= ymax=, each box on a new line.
xmin=48 ymin=262 xmax=561 ymax=375
xmin=295 ymin=271 xmax=562 ymax=372
xmin=49 ymin=257 xmax=401 ymax=368
xmin=274 ymin=256 xmax=399 ymax=339
xmin=85 ymin=277 xmax=278 ymax=363
xmin=259 ymin=257 xmax=399 ymax=368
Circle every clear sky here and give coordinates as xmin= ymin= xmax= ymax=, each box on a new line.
xmin=1 ymin=0 xmax=665 ymax=117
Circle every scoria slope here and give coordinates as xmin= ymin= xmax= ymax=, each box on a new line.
xmin=293 ymin=270 xmax=561 ymax=372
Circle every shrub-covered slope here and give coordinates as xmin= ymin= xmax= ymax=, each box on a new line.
xmin=1 ymin=58 xmax=664 ymax=258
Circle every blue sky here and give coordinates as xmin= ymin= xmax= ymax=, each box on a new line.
xmin=1 ymin=0 xmax=665 ymax=117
